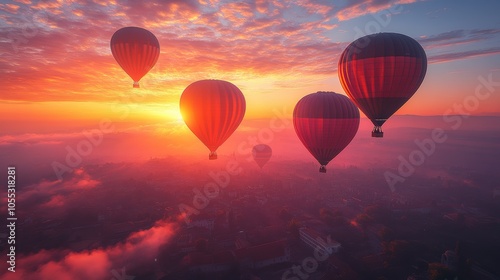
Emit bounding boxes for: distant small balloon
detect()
[180,79,246,160]
[110,26,160,88]
[293,92,359,173]
[252,144,272,169]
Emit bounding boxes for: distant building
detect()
[470,262,500,280]
[235,239,291,269]
[441,250,458,271]
[214,234,234,249]
[183,239,291,273]
[406,259,430,280]
[176,234,195,253]
[188,217,214,230]
[183,251,235,274]
[235,237,251,249]
[326,256,360,279]
[299,227,341,254]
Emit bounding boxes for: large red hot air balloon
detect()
[338,32,427,137]
[293,92,359,173]
[180,80,246,160]
[252,144,272,169]
[110,27,160,88]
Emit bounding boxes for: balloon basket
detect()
[133,81,140,88]
[209,152,217,160]
[372,126,383,137]
[319,166,327,173]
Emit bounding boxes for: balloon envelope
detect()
[338,32,427,137]
[180,80,246,160]
[252,144,272,168]
[110,27,160,88]
[293,92,359,173]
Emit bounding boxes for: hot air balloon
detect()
[338,32,427,137]
[110,27,160,88]
[293,92,359,173]
[252,144,272,169]
[180,80,246,160]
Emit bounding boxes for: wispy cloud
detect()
[419,28,500,46]
[428,46,500,64]
[418,28,500,63]
[0,0,425,103]
[10,168,100,217]
[0,1,498,104]
[332,0,421,21]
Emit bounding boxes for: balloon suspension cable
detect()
[209,151,217,160]
[319,165,327,173]
[372,126,384,138]
[133,81,140,88]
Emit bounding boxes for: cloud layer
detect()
[1,0,498,104]
[2,218,178,280]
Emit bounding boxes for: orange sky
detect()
[2,3,500,279]
[1,0,499,134]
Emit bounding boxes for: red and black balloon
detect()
[293,92,359,173]
[110,27,160,88]
[338,32,427,137]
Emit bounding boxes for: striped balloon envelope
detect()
[293,92,359,173]
[180,80,246,160]
[110,27,160,88]
[338,32,427,137]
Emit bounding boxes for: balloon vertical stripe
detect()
[110,27,160,88]
[180,80,246,159]
[293,92,359,172]
[339,32,427,137]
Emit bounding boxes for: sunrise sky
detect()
[1,0,500,167]
[1,0,500,128]
[1,2,500,278]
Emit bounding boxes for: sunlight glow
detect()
[165,107,184,124]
